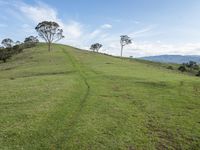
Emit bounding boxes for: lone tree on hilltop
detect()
[120,35,132,57]
[35,21,64,51]
[1,38,14,48]
[90,43,102,52]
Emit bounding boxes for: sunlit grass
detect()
[0,44,200,149]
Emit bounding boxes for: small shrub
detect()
[167,66,173,70]
[178,65,187,72]
[193,65,199,70]
[196,71,200,77]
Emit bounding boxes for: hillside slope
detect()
[1,44,200,149]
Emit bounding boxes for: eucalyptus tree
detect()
[24,36,39,44]
[120,35,132,57]
[90,43,103,53]
[1,38,14,48]
[15,41,21,45]
[35,21,64,51]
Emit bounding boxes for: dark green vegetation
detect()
[0,46,23,63]
[178,61,200,76]
[0,37,38,63]
[0,44,200,149]
[136,58,200,77]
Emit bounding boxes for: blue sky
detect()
[1,0,200,57]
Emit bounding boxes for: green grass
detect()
[0,43,200,149]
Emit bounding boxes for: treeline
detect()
[1,20,133,64]
[167,61,200,77]
[0,36,39,63]
[178,61,200,76]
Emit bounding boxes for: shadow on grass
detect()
[9,71,76,80]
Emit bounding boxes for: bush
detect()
[167,66,173,70]
[0,37,38,64]
[178,65,187,72]
[196,71,200,77]
[0,44,23,63]
[185,61,199,70]
[13,45,23,54]
[23,36,39,49]
[0,49,12,63]
[193,65,199,70]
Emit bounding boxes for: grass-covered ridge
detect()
[0,44,200,149]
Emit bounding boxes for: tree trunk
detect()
[3,59,6,63]
[121,45,123,57]
[48,42,51,52]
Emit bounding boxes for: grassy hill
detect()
[1,44,200,149]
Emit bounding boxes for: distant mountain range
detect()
[140,55,200,64]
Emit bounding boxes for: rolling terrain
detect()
[0,44,200,149]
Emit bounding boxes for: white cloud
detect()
[1,1,200,57]
[129,25,159,38]
[104,40,200,57]
[19,2,58,23]
[17,1,83,42]
[90,30,102,38]
[64,21,82,39]
[15,1,114,48]
[101,24,112,29]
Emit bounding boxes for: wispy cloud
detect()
[19,1,58,23]
[101,24,112,29]
[1,0,200,57]
[129,25,158,38]
[13,1,83,43]
[13,1,114,48]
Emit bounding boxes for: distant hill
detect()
[140,55,200,64]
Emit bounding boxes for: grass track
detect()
[52,47,91,149]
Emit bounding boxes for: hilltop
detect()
[1,44,200,149]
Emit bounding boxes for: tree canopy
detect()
[1,38,14,48]
[35,21,64,51]
[24,36,39,43]
[90,43,103,52]
[120,35,132,57]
